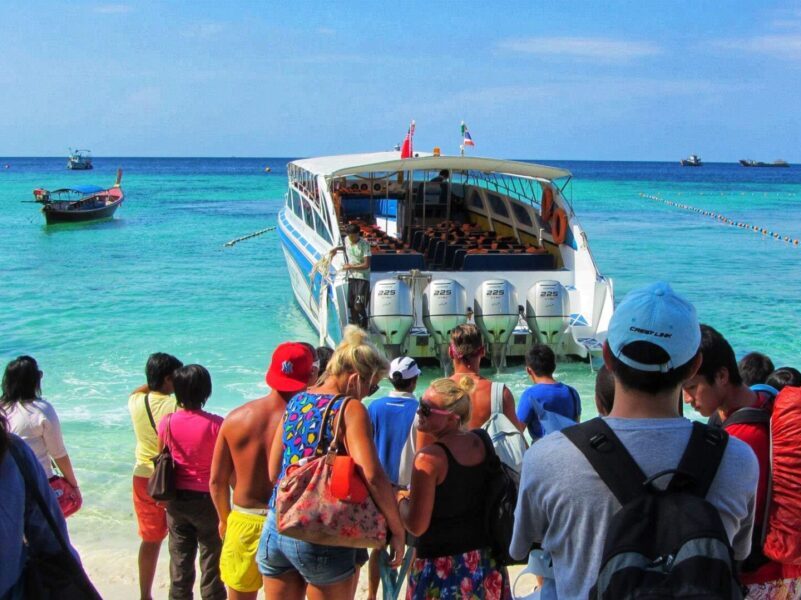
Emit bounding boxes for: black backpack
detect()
[473,428,524,566]
[563,418,744,599]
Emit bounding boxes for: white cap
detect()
[607,281,700,373]
[389,356,422,380]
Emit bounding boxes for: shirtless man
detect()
[209,343,316,600]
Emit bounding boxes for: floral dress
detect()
[407,548,510,600]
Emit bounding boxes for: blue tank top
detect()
[270,392,345,506]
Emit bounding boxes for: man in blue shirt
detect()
[366,356,421,600]
[367,356,420,485]
[517,344,581,440]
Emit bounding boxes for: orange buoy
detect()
[551,208,568,245]
[541,186,555,223]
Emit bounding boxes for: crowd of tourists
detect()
[2,280,801,599]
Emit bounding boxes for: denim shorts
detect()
[256,511,359,586]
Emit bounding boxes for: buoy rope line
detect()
[639,193,800,247]
[223,226,276,247]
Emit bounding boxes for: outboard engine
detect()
[423,279,468,373]
[369,278,414,359]
[474,279,518,370]
[526,280,570,348]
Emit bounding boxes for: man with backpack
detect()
[510,282,759,599]
[683,325,801,596]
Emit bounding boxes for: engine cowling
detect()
[423,279,468,344]
[369,278,414,358]
[474,279,519,369]
[526,280,570,346]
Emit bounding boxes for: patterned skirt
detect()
[406,548,510,600]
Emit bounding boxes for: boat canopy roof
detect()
[51,185,105,194]
[292,152,572,181]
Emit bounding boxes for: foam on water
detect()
[1,157,800,580]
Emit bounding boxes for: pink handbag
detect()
[275,397,388,548]
[49,475,82,518]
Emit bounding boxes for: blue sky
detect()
[1,1,800,160]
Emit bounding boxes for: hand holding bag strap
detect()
[8,441,102,599]
[143,392,157,432]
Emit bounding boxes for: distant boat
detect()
[67,148,93,170]
[37,169,124,224]
[680,154,703,167]
[739,159,790,168]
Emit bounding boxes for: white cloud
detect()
[181,22,226,40]
[93,4,132,14]
[710,34,801,61]
[497,36,662,62]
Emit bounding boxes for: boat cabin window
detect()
[314,213,332,243]
[511,203,533,227]
[301,198,316,230]
[487,193,509,218]
[468,189,485,210]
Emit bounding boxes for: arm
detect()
[343,400,405,566]
[503,387,526,432]
[268,423,284,485]
[131,383,149,395]
[398,447,443,537]
[209,425,234,538]
[41,403,79,489]
[52,455,80,493]
[345,255,371,271]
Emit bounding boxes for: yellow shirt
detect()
[129,391,177,478]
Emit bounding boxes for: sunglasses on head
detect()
[417,401,454,418]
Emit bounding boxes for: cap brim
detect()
[266,372,308,393]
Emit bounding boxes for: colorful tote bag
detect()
[275,396,388,548]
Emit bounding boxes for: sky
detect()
[1,1,800,161]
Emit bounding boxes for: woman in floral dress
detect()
[398,377,510,600]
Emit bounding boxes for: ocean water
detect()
[1,157,800,566]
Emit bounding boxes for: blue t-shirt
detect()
[517,382,580,439]
[367,393,418,484]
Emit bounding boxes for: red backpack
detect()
[763,386,801,564]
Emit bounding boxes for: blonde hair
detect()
[427,376,475,426]
[325,325,389,384]
[450,323,483,361]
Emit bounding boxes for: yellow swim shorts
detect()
[220,510,267,593]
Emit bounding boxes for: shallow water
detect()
[1,157,800,561]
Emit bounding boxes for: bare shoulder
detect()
[223,395,282,428]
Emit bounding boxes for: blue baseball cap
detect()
[607,282,700,373]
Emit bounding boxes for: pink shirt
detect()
[157,409,223,493]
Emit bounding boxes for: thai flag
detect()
[461,121,475,147]
[400,120,415,159]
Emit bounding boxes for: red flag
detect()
[400,120,415,159]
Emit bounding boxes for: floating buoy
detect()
[264,167,272,173]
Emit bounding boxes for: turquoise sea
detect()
[2,157,800,579]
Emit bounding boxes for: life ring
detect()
[541,187,554,223]
[551,208,568,245]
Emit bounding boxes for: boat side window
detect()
[468,189,484,210]
[301,197,316,229]
[291,189,303,219]
[511,203,533,227]
[314,210,332,243]
[487,193,509,218]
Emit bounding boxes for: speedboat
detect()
[680,154,702,167]
[36,169,123,224]
[67,149,93,170]
[278,151,613,369]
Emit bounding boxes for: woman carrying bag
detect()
[398,377,511,600]
[1,356,82,518]
[257,326,405,600]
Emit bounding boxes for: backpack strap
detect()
[671,421,728,498]
[722,407,770,427]
[490,382,504,415]
[562,418,647,506]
